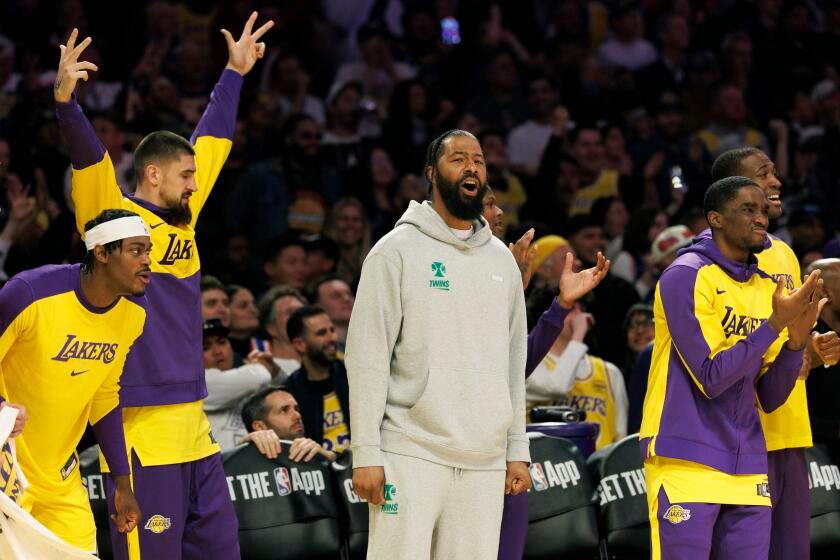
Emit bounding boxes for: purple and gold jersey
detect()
[57,70,242,466]
[640,237,803,476]
[756,235,812,451]
[0,265,144,493]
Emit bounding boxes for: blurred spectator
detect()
[526,306,628,450]
[202,319,280,451]
[507,75,560,177]
[259,51,325,125]
[200,275,230,327]
[480,129,526,228]
[590,196,629,260]
[565,214,640,365]
[239,387,337,462]
[323,197,372,285]
[529,235,574,291]
[636,13,690,97]
[256,286,308,378]
[263,236,308,291]
[332,22,416,111]
[567,124,637,216]
[284,305,351,455]
[621,303,654,382]
[696,83,769,159]
[469,50,528,132]
[805,258,840,460]
[228,114,341,243]
[611,208,669,298]
[0,34,20,120]
[650,224,694,273]
[313,275,355,351]
[226,285,259,358]
[382,79,435,174]
[322,80,368,178]
[303,236,340,288]
[598,2,657,72]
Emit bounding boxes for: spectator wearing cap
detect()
[322,80,370,179]
[566,214,640,365]
[202,319,282,451]
[597,1,657,71]
[651,224,694,273]
[332,22,417,113]
[314,275,355,352]
[256,286,308,377]
[622,303,654,381]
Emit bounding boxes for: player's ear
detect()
[425,164,434,185]
[93,244,109,266]
[707,210,722,229]
[252,420,267,432]
[144,163,161,187]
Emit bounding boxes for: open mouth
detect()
[460,177,479,195]
[767,193,781,205]
[137,271,151,284]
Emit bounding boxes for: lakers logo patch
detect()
[144,514,172,534]
[663,505,691,524]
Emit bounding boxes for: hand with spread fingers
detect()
[769,270,829,350]
[222,11,275,77]
[54,28,99,103]
[557,251,610,308]
[508,228,537,290]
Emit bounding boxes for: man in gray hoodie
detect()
[346,129,530,558]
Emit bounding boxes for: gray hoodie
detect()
[345,201,529,471]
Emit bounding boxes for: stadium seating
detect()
[807,444,840,558]
[331,450,368,559]
[523,433,600,559]
[587,434,650,559]
[79,446,113,560]
[221,444,342,559]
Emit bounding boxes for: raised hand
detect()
[508,228,536,290]
[768,270,826,347]
[54,28,98,103]
[557,251,610,308]
[222,11,274,77]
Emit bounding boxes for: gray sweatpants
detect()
[367,451,506,560]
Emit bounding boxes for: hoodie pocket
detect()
[406,367,513,453]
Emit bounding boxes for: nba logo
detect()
[274,467,292,496]
[529,463,549,492]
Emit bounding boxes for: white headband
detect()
[84,216,151,251]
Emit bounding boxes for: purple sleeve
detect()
[660,265,779,399]
[190,69,243,143]
[0,278,34,333]
[756,346,803,413]
[525,299,569,378]
[55,97,106,169]
[91,407,130,476]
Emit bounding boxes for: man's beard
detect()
[167,200,192,226]
[308,345,335,367]
[436,172,487,222]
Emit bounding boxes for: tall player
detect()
[0,209,148,552]
[710,147,840,559]
[640,176,825,559]
[54,14,273,559]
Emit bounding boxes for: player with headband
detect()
[0,208,150,552]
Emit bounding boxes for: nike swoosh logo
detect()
[150,222,165,229]
[716,289,726,294]
[69,370,89,377]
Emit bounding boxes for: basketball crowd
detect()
[1,0,840,556]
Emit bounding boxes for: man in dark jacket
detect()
[284,305,350,454]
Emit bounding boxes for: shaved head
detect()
[807,258,840,315]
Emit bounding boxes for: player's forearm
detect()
[756,346,804,413]
[190,69,243,144]
[92,406,130,476]
[692,323,779,398]
[525,300,569,378]
[55,97,105,169]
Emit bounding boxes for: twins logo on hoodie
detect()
[429,262,450,291]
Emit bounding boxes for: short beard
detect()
[436,171,487,222]
[308,347,334,367]
[167,201,192,226]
